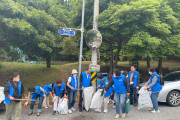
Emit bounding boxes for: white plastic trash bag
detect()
[90,89,103,109]
[138,87,153,110]
[83,87,94,111]
[57,98,68,114]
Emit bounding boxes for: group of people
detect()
[3,65,162,120]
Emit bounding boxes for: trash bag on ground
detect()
[138,87,153,110]
[90,89,103,109]
[83,87,94,111]
[57,98,68,114]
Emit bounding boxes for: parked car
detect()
[0,86,5,110]
[140,71,180,107]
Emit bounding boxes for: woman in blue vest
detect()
[52,80,67,115]
[42,84,54,108]
[144,67,162,113]
[67,69,78,114]
[128,65,140,106]
[25,86,46,116]
[79,67,92,112]
[95,74,112,113]
[4,73,27,120]
[105,69,130,119]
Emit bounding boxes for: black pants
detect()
[78,90,83,109]
[110,91,115,100]
[130,85,137,104]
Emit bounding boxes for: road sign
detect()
[58,30,75,36]
[89,64,100,72]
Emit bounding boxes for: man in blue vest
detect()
[4,73,27,120]
[79,67,92,112]
[67,69,78,114]
[52,80,67,115]
[42,84,54,108]
[144,67,162,113]
[95,74,112,113]
[128,65,140,106]
[25,86,46,116]
[105,68,130,119]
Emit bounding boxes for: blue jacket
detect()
[128,70,139,87]
[54,82,66,96]
[5,81,22,104]
[69,75,78,92]
[32,86,44,100]
[100,79,112,97]
[79,71,91,88]
[113,74,127,94]
[43,84,53,96]
[150,72,162,92]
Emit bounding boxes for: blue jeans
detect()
[115,93,126,115]
[68,91,76,109]
[151,92,159,111]
[30,95,44,112]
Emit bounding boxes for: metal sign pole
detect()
[78,0,85,87]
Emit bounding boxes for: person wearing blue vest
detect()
[144,67,162,113]
[4,73,27,120]
[67,69,78,114]
[79,67,92,112]
[105,68,130,119]
[128,65,140,106]
[95,74,112,113]
[42,84,54,108]
[25,86,46,116]
[52,80,67,115]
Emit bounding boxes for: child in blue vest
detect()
[25,86,46,116]
[79,67,92,112]
[128,65,140,106]
[105,69,130,119]
[144,67,162,113]
[95,74,112,113]
[4,73,27,120]
[42,84,54,108]
[67,69,78,114]
[52,80,67,115]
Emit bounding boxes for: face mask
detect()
[73,75,77,77]
[149,72,152,75]
[113,74,116,77]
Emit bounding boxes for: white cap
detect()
[72,69,78,74]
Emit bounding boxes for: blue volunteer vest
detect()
[69,75,78,92]
[5,81,22,104]
[43,84,53,96]
[128,70,139,87]
[112,74,127,94]
[79,71,91,88]
[54,82,66,96]
[100,79,112,97]
[32,86,44,100]
[150,72,162,92]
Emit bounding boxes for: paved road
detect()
[0,102,180,120]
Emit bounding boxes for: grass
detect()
[0,60,180,93]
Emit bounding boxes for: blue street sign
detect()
[58,30,75,36]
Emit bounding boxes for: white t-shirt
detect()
[68,76,77,89]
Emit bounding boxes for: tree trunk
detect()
[147,56,150,68]
[109,43,114,76]
[158,58,163,75]
[46,57,51,68]
[113,42,121,70]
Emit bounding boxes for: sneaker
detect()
[95,109,101,113]
[53,111,56,115]
[68,109,72,114]
[122,113,126,118]
[156,110,160,113]
[104,109,108,113]
[115,114,120,119]
[79,108,82,112]
[71,107,76,111]
[151,110,160,113]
